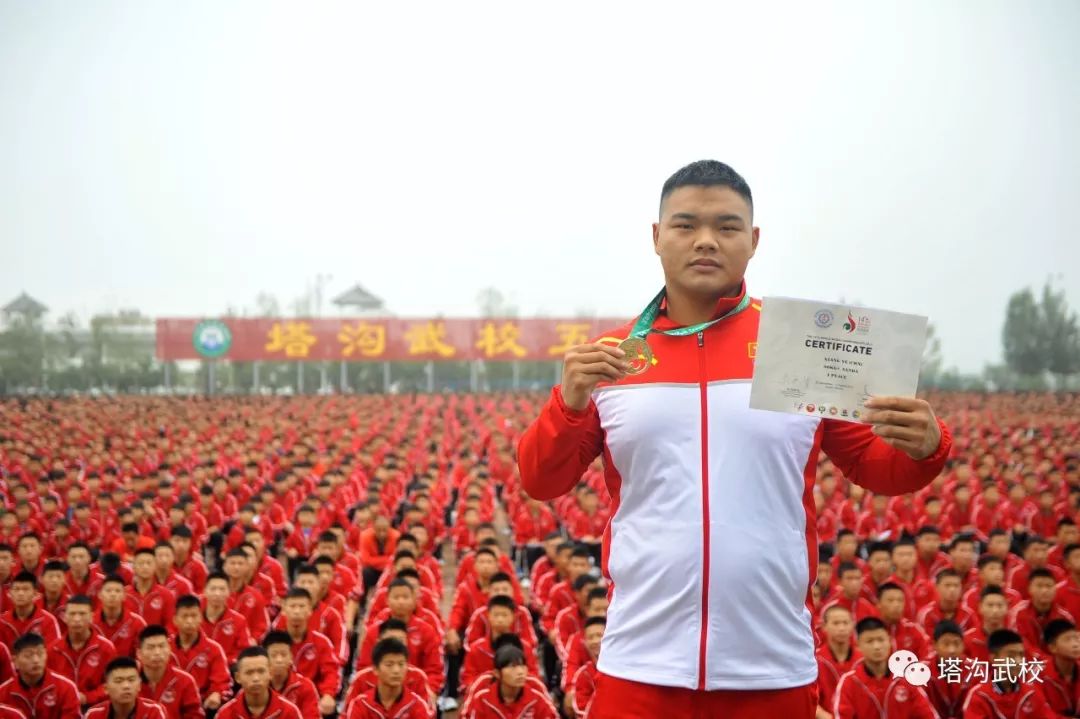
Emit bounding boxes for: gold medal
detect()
[618,337,653,375]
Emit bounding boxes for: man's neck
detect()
[871,571,890,583]
[69,629,91,649]
[940,599,958,613]
[144,665,167,684]
[983,619,1004,633]
[110,701,135,719]
[287,625,306,642]
[244,689,270,714]
[228,578,245,592]
[864,660,888,679]
[205,603,225,621]
[134,577,153,593]
[178,631,198,649]
[828,639,852,661]
[102,606,123,623]
[895,568,915,583]
[1054,655,1076,681]
[377,682,403,709]
[1032,601,1052,616]
[155,571,170,583]
[14,604,33,620]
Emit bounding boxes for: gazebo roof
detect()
[2,292,48,316]
[332,284,384,310]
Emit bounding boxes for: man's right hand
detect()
[560,343,629,411]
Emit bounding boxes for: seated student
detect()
[358,579,444,693]
[876,582,930,660]
[834,617,937,719]
[915,568,972,637]
[371,568,442,627]
[170,594,230,713]
[222,548,269,640]
[263,631,321,719]
[448,548,504,653]
[94,576,148,660]
[126,549,176,630]
[1008,567,1075,652]
[964,585,1012,663]
[47,594,117,709]
[553,577,601,662]
[465,572,537,652]
[962,555,1022,613]
[280,587,341,716]
[0,571,62,649]
[344,638,431,719]
[345,619,433,708]
[279,564,347,663]
[136,625,204,719]
[820,563,880,629]
[38,560,71,627]
[84,657,168,719]
[0,641,11,684]
[540,546,591,641]
[816,605,859,718]
[462,599,540,689]
[1041,619,1080,717]
[884,538,935,622]
[461,644,558,719]
[962,629,1058,718]
[924,620,970,719]
[566,616,604,719]
[216,647,303,719]
[200,571,253,664]
[0,632,81,718]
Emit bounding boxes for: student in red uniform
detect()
[833,617,937,718]
[280,587,340,715]
[216,647,303,719]
[566,617,604,719]
[915,568,972,637]
[1041,619,1080,717]
[816,605,859,717]
[0,571,62,649]
[136,625,204,719]
[95,576,148,659]
[200,572,253,664]
[38,560,71,627]
[345,619,433,709]
[461,599,539,689]
[885,539,935,622]
[947,535,979,590]
[127,549,176,630]
[359,516,400,593]
[964,586,1011,663]
[962,555,1021,613]
[462,644,558,719]
[923,620,969,719]
[344,638,432,719]
[464,573,537,652]
[876,583,930,659]
[1008,567,1076,652]
[84,657,168,719]
[359,579,444,693]
[222,548,270,641]
[263,631,321,719]
[962,629,1058,718]
[171,595,230,712]
[1057,543,1080,620]
[820,563,880,631]
[553,578,601,661]
[0,631,81,717]
[65,542,104,600]
[46,594,116,708]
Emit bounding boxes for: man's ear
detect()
[652,223,660,255]
[750,226,760,257]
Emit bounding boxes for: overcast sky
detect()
[2,1,1077,372]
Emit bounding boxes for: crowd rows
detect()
[0,391,1076,719]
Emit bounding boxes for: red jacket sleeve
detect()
[417,628,445,693]
[518,387,605,501]
[316,637,342,697]
[182,674,207,719]
[821,417,952,496]
[208,643,232,697]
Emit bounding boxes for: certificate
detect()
[748,297,927,423]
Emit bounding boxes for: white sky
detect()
[2,0,1077,372]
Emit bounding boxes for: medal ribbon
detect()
[628,288,752,340]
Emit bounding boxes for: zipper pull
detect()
[697,331,704,347]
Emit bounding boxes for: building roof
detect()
[332,284,384,310]
[2,292,48,316]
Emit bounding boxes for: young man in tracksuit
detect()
[518,160,950,718]
[962,629,1058,718]
[833,617,937,718]
[84,657,168,719]
[0,631,82,718]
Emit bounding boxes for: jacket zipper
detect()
[697,330,710,690]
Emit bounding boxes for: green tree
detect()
[1002,288,1046,376]
[1040,281,1080,388]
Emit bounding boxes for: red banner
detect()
[156,317,629,362]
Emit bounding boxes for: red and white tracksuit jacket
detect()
[85,698,168,719]
[46,632,118,707]
[216,689,303,719]
[518,285,952,691]
[0,670,82,718]
[834,660,937,718]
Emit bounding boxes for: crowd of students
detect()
[0,390,1076,718]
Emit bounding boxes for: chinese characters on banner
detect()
[158,317,627,362]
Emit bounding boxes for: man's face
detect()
[14,644,46,684]
[498,663,528,689]
[236,656,271,694]
[951,543,975,571]
[294,574,321,600]
[169,535,191,559]
[934,634,965,660]
[840,570,863,599]
[374,519,390,541]
[154,548,175,574]
[980,561,1005,587]
[382,629,408,646]
[388,587,415,617]
[586,597,609,618]
[555,549,572,572]
[584,624,604,660]
[138,636,171,669]
[133,554,155,580]
[0,551,11,577]
[105,667,141,705]
[1029,578,1056,608]
[175,607,201,636]
[316,564,334,591]
[916,533,941,556]
[878,590,905,622]
[267,644,293,677]
[858,628,892,664]
[316,541,338,560]
[224,557,246,580]
[17,538,41,567]
[988,535,1010,557]
[99,582,124,609]
[205,579,229,605]
[893,547,916,572]
[283,598,312,626]
[652,185,758,299]
[375,653,407,689]
[1068,550,1080,575]
[65,602,93,633]
[488,606,514,636]
[937,577,962,604]
[42,570,65,594]
[980,595,1008,625]
[568,557,590,581]
[1050,630,1080,661]
[824,608,854,644]
[868,552,891,576]
[67,547,90,574]
[489,581,514,599]
[10,581,34,609]
[475,555,497,581]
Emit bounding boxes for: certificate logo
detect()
[806,404,815,413]
[814,309,834,329]
[843,311,872,335]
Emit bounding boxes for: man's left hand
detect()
[861,396,941,461]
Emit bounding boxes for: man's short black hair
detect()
[980,585,1005,601]
[1063,543,1080,561]
[877,582,904,599]
[493,643,526,670]
[987,628,1024,654]
[916,525,941,537]
[1028,568,1056,584]
[11,571,37,587]
[175,595,201,612]
[206,571,228,585]
[171,525,193,539]
[489,572,513,586]
[236,646,269,666]
[379,618,408,636]
[284,588,312,603]
[395,568,420,582]
[104,656,140,677]
[584,616,607,630]
[867,541,893,557]
[573,575,599,592]
[387,578,413,594]
[372,637,408,667]
[42,560,66,574]
[139,625,169,644]
[933,620,964,641]
[67,594,93,607]
[487,595,516,613]
[836,562,861,578]
[1044,619,1076,647]
[978,554,1004,570]
[659,160,753,219]
[13,632,45,653]
[586,586,608,603]
[855,617,888,636]
[570,546,591,561]
[262,630,292,648]
[935,568,960,583]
